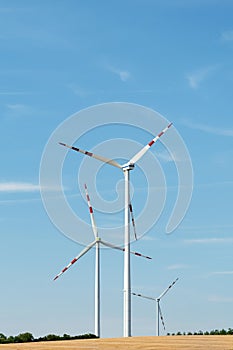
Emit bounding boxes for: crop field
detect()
[0,336,232,350]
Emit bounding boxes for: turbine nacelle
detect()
[122,163,135,171]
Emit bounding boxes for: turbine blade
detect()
[84,183,98,238]
[53,241,96,281]
[132,292,156,301]
[158,303,166,330]
[158,277,179,300]
[59,142,122,169]
[129,203,137,240]
[130,249,152,260]
[128,123,173,165]
[101,240,152,260]
[100,240,123,252]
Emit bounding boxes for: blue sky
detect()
[1,0,233,338]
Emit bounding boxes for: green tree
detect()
[7,336,15,343]
[14,333,34,343]
[44,334,61,341]
[62,334,71,340]
[0,333,7,343]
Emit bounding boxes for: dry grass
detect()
[0,336,232,350]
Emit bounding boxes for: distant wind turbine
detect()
[59,122,172,336]
[132,277,178,336]
[54,184,151,338]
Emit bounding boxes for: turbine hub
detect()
[122,163,134,171]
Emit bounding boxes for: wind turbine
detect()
[132,277,179,336]
[59,122,172,336]
[54,183,151,338]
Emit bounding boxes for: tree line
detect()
[167,328,233,336]
[0,332,97,344]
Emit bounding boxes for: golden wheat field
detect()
[0,336,232,350]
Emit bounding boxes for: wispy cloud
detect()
[186,66,217,89]
[156,150,174,163]
[167,264,189,270]
[182,119,233,137]
[208,295,233,303]
[221,29,233,42]
[107,65,131,82]
[0,7,30,13]
[7,104,29,110]
[141,236,157,241]
[0,7,17,13]
[0,182,40,192]
[184,238,233,244]
[0,91,29,95]
[211,271,233,276]
[195,181,233,189]
[5,103,34,119]
[0,182,61,193]
[69,85,89,98]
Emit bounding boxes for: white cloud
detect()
[184,238,233,244]
[182,119,233,137]
[167,264,188,270]
[140,235,161,242]
[208,295,233,303]
[156,150,174,163]
[5,103,34,119]
[0,182,40,192]
[0,91,28,95]
[221,29,233,42]
[211,271,233,275]
[0,7,15,13]
[196,181,233,189]
[107,66,131,82]
[119,71,130,82]
[0,182,62,193]
[67,84,90,98]
[7,103,28,110]
[186,66,216,89]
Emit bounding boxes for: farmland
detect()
[0,336,232,350]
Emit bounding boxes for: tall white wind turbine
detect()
[132,277,179,336]
[59,122,172,336]
[54,184,151,338]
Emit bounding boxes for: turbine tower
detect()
[54,184,151,337]
[132,277,179,336]
[59,122,172,336]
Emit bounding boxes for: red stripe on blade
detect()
[85,151,93,157]
[62,267,68,273]
[158,131,164,137]
[148,140,155,147]
[71,258,77,264]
